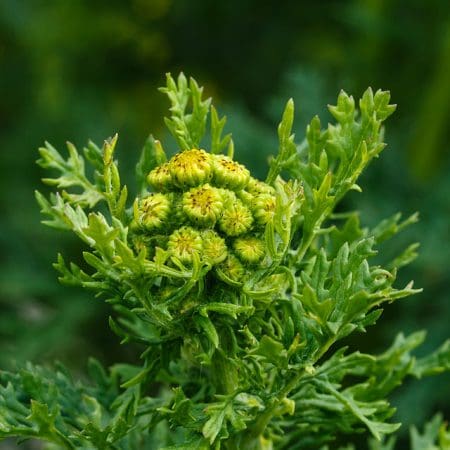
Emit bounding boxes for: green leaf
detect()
[83,212,119,259]
[35,191,71,230]
[370,212,419,245]
[200,303,254,319]
[136,135,167,194]
[161,437,210,450]
[266,98,296,184]
[328,90,355,124]
[251,335,287,367]
[203,399,247,444]
[412,339,450,378]
[314,379,400,441]
[37,141,104,207]
[210,105,232,155]
[368,436,397,450]
[410,414,443,450]
[195,315,220,348]
[160,73,211,150]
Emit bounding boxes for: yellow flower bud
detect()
[147,163,173,192]
[252,194,276,226]
[182,184,223,226]
[201,230,228,265]
[217,254,245,282]
[167,226,203,264]
[219,199,253,236]
[169,149,213,188]
[233,236,266,264]
[134,193,171,231]
[212,154,250,190]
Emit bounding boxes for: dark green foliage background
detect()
[0,0,448,445]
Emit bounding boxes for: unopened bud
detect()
[246,177,275,196]
[219,199,253,236]
[169,149,213,188]
[213,154,250,190]
[167,226,203,264]
[252,194,276,226]
[182,184,223,226]
[233,236,265,264]
[202,230,228,265]
[217,254,245,282]
[147,163,173,192]
[134,193,171,231]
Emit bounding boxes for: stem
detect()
[294,208,329,265]
[211,351,238,395]
[243,337,336,444]
[53,430,77,450]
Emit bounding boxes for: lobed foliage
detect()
[1,74,449,449]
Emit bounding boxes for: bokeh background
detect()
[0,0,449,447]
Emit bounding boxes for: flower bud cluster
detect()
[132,148,277,284]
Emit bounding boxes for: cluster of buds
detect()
[130,148,277,285]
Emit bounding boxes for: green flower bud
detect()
[252,194,276,226]
[167,226,203,264]
[169,149,213,188]
[212,154,250,190]
[201,230,228,265]
[217,187,238,206]
[219,199,253,236]
[134,193,171,231]
[246,177,275,196]
[236,189,254,206]
[130,233,152,254]
[182,184,223,226]
[147,163,173,192]
[233,236,266,264]
[217,254,245,282]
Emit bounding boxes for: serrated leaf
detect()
[410,414,443,450]
[200,303,254,319]
[136,135,167,193]
[267,98,297,184]
[252,335,287,367]
[161,437,210,450]
[412,340,450,378]
[195,315,219,348]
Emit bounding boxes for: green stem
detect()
[211,351,238,395]
[243,336,336,444]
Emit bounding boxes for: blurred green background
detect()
[0,0,449,446]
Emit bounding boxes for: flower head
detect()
[141,148,276,280]
[233,236,266,264]
[133,193,171,231]
[169,148,213,188]
[201,230,228,265]
[246,177,275,196]
[182,184,223,226]
[212,154,250,190]
[219,199,253,236]
[217,254,245,283]
[252,194,277,226]
[147,163,173,192]
[167,226,203,264]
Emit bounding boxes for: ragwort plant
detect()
[1,74,449,449]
